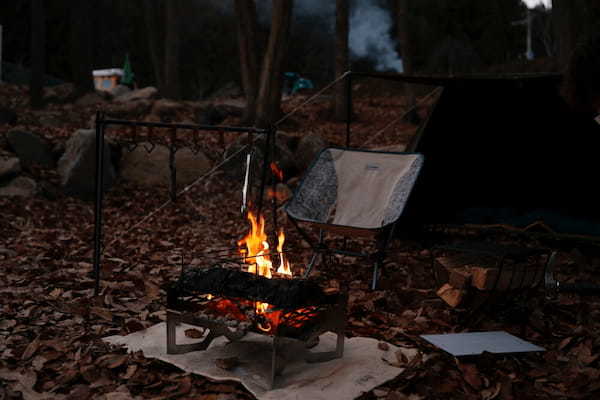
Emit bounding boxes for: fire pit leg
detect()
[270,336,287,389]
[166,310,245,355]
[305,331,345,363]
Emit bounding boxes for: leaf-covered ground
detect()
[2,83,600,399]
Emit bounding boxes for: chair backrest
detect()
[286,148,424,230]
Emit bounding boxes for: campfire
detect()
[235,210,299,333]
[166,208,346,388]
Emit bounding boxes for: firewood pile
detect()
[433,244,548,308]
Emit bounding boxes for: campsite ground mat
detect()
[104,322,408,400]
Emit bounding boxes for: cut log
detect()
[471,264,543,291]
[436,284,466,308]
[448,267,472,289]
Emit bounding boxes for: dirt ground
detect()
[2,83,600,400]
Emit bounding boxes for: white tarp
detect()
[105,323,408,400]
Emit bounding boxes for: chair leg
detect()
[302,229,324,279]
[372,258,382,290]
[303,251,320,278]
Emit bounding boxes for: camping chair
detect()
[285,147,424,289]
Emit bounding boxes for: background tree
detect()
[29,0,44,108]
[234,0,260,124]
[143,0,165,93]
[69,0,94,96]
[164,0,182,99]
[334,0,349,121]
[255,0,294,128]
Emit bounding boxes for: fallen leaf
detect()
[185,328,205,339]
[378,341,390,351]
[21,336,41,360]
[458,362,483,390]
[215,357,240,370]
[0,319,16,330]
[90,306,113,322]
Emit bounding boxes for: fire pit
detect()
[166,211,347,389]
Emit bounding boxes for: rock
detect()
[31,110,64,127]
[120,144,212,188]
[99,100,153,122]
[57,129,116,199]
[210,82,242,99]
[295,132,327,171]
[151,99,185,120]
[109,84,131,98]
[0,108,18,125]
[223,134,296,181]
[43,83,76,103]
[115,86,158,103]
[75,92,107,107]
[266,183,293,203]
[0,176,37,197]
[6,130,55,167]
[0,157,21,182]
[195,104,243,126]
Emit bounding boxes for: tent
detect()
[350,72,600,237]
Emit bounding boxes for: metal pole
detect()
[256,127,271,218]
[93,111,106,296]
[169,127,177,202]
[346,72,352,147]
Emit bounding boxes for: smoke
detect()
[349,0,404,73]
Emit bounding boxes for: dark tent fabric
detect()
[351,72,600,237]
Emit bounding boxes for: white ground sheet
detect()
[104,323,406,400]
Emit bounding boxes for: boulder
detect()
[151,99,186,120]
[6,130,55,167]
[99,100,153,122]
[195,104,243,126]
[0,108,18,125]
[209,82,242,99]
[223,133,296,181]
[115,86,158,103]
[0,157,21,182]
[265,183,293,203]
[0,177,37,197]
[75,92,107,107]
[295,132,327,171]
[31,110,64,127]
[43,83,76,103]
[57,129,116,199]
[109,84,132,98]
[120,144,212,188]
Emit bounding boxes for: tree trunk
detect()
[553,0,576,72]
[234,0,260,125]
[30,0,45,109]
[69,0,94,96]
[143,1,165,91]
[164,0,181,99]
[255,0,294,128]
[334,0,350,121]
[397,0,419,123]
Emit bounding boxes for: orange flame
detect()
[237,210,293,333]
[270,162,284,181]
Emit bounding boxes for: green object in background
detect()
[121,54,135,86]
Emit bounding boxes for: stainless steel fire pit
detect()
[166,264,347,389]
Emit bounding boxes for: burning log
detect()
[172,266,339,310]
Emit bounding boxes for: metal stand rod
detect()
[93,112,106,296]
[346,72,352,147]
[169,127,178,202]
